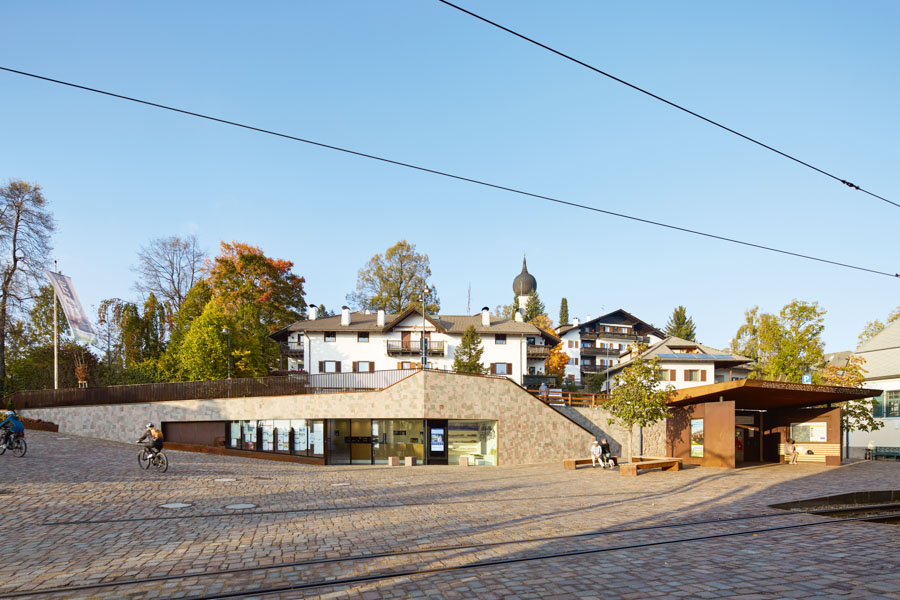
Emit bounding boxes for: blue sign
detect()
[802,373,812,384]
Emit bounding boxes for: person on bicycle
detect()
[0,410,24,445]
[137,423,164,456]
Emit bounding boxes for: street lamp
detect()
[421,287,430,369]
[222,327,232,379]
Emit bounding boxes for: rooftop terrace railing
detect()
[9,369,420,410]
[529,390,611,408]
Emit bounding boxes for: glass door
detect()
[328,419,351,464]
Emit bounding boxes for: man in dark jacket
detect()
[137,423,164,455]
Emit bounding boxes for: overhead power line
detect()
[436,0,898,210]
[1,65,897,279]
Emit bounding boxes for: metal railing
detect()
[385,340,445,356]
[580,346,621,357]
[8,369,420,410]
[529,390,611,408]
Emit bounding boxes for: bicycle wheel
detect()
[0,440,6,455]
[154,452,168,473]
[11,438,26,458]
[138,448,151,470]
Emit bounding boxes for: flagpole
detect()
[53,259,58,390]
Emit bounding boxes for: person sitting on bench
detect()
[599,438,615,468]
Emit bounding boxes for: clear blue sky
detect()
[2,1,898,352]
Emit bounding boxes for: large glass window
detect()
[291,419,309,455]
[872,394,885,419]
[372,419,425,464]
[448,420,497,466]
[274,420,291,453]
[887,391,900,418]
[350,419,373,464]
[228,422,241,448]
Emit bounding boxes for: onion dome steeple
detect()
[512,256,537,297]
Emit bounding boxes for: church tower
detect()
[512,256,536,320]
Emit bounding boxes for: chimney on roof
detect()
[573,317,580,327]
[341,306,351,326]
[308,305,318,320]
[376,309,385,327]
[514,311,523,322]
[365,309,371,314]
[481,306,490,327]
[585,314,591,322]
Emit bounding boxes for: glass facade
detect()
[372,419,425,464]
[226,419,324,458]
[448,420,498,466]
[224,418,497,465]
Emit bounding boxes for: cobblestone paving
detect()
[2,431,899,599]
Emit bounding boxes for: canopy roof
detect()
[669,379,880,410]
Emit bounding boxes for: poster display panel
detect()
[690,418,704,457]
[790,422,827,443]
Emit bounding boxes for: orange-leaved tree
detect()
[545,343,568,383]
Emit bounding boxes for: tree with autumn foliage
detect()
[545,343,568,383]
[177,242,307,377]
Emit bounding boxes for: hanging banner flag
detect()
[45,271,97,345]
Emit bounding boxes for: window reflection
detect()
[448,420,497,466]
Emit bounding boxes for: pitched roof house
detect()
[270,305,559,385]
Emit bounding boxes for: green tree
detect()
[584,371,606,394]
[524,290,545,324]
[559,298,569,327]
[452,325,486,374]
[767,300,825,382]
[0,180,55,394]
[156,280,212,381]
[347,240,439,314]
[177,299,238,380]
[664,305,697,341]
[731,302,824,382]
[605,350,674,461]
[857,307,900,348]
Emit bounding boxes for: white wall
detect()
[657,361,716,389]
[302,316,529,384]
[846,377,900,457]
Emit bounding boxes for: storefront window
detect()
[260,421,275,452]
[372,419,425,464]
[448,420,497,466]
[228,422,241,448]
[310,420,325,456]
[274,420,291,453]
[241,420,258,450]
[292,419,309,456]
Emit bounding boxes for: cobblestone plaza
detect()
[2,431,900,599]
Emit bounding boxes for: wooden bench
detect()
[872,446,900,461]
[563,456,619,470]
[778,443,839,464]
[619,456,682,476]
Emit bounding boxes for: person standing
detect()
[539,382,549,402]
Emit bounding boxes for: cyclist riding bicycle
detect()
[137,423,164,456]
[0,410,25,446]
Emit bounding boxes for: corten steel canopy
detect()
[669,379,880,410]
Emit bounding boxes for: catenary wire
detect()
[436,0,899,209]
[1,65,897,279]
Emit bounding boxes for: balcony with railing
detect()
[526,345,551,359]
[278,341,304,358]
[581,364,615,373]
[580,346,621,357]
[579,332,648,343]
[385,340,446,356]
